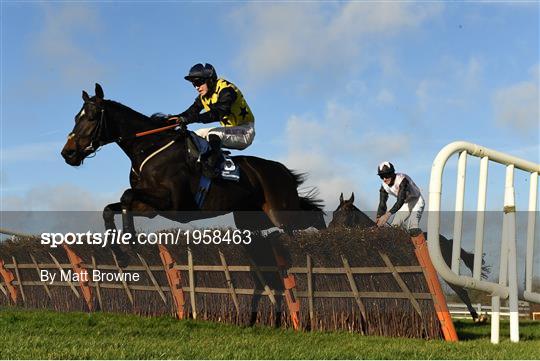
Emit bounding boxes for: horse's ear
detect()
[339,193,344,204]
[95,83,104,99]
[349,192,355,203]
[82,90,90,102]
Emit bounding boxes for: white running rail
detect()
[428,141,539,344]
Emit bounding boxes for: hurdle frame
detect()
[427,140,539,344]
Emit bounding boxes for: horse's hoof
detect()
[475,314,489,324]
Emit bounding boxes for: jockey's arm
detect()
[176,97,204,123]
[376,186,388,218]
[388,178,410,214]
[197,88,237,124]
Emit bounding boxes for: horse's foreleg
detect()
[103,202,130,267]
[103,202,122,229]
[119,189,167,230]
[120,188,171,232]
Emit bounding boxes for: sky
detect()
[1,2,538,214]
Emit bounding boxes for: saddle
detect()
[185,131,240,182]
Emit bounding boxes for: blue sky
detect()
[1,1,538,215]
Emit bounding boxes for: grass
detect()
[0,308,539,359]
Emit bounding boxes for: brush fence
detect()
[0,229,444,339]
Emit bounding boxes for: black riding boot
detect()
[201,134,223,178]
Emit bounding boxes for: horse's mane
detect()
[149,112,170,123]
[105,99,168,128]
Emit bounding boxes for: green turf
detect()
[0,308,539,359]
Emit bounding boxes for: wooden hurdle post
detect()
[63,245,93,311]
[271,246,301,330]
[0,258,18,303]
[158,244,185,319]
[411,233,458,341]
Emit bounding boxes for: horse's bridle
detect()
[68,104,185,159]
[86,107,108,153]
[68,103,109,157]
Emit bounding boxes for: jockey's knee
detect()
[207,133,222,146]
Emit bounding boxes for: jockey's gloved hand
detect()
[167,115,190,125]
[169,114,191,125]
[176,116,190,125]
[166,114,178,123]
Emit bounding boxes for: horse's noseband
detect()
[85,108,107,153]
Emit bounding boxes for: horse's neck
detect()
[105,100,180,169]
[105,100,158,135]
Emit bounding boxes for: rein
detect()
[92,108,183,145]
[79,102,186,160]
[128,123,180,139]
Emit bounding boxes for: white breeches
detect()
[195,122,255,150]
[390,196,425,230]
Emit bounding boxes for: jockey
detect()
[169,63,255,178]
[375,161,425,236]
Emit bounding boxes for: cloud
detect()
[278,101,410,209]
[1,184,119,211]
[283,151,358,208]
[26,4,106,90]
[0,141,64,164]
[231,2,443,83]
[1,184,123,236]
[414,56,484,114]
[493,64,540,133]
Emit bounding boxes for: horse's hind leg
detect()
[262,205,296,235]
[448,282,479,321]
[233,211,274,232]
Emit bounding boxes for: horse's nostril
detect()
[62,149,76,159]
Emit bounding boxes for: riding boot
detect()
[201,134,223,179]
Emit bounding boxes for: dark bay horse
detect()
[329,192,488,323]
[61,84,325,242]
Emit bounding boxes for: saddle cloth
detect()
[187,131,240,182]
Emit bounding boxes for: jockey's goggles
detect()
[379,173,394,180]
[191,78,206,87]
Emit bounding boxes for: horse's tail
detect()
[289,170,325,212]
[286,169,326,229]
[299,188,325,212]
[460,248,490,279]
[289,169,308,188]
